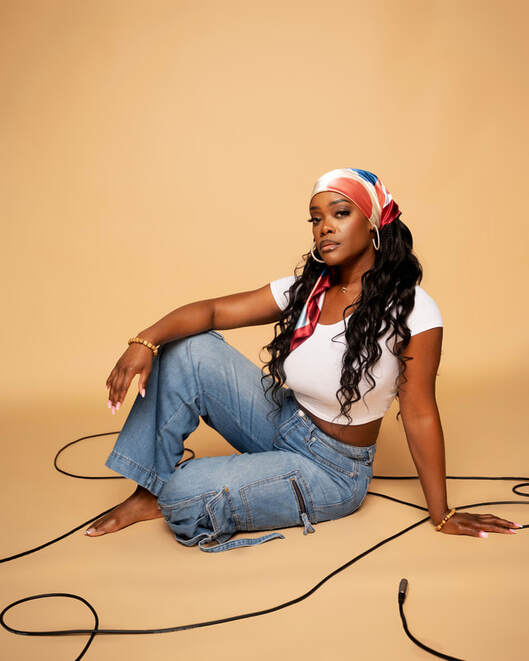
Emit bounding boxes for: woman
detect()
[85,168,520,550]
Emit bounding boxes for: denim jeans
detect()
[105,330,376,553]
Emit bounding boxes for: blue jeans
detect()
[105,330,376,553]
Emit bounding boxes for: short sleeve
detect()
[406,286,443,337]
[269,275,297,311]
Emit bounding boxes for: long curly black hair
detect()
[259,216,423,425]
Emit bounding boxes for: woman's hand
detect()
[439,512,523,537]
[106,344,154,413]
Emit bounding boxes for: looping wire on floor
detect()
[1,430,527,661]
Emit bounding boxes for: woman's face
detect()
[308,191,374,264]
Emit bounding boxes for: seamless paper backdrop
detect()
[2,0,528,403]
[1,1,528,660]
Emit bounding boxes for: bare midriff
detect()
[294,395,382,447]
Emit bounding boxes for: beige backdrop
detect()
[2,1,528,659]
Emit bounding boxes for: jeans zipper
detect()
[291,478,315,535]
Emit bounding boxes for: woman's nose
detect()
[320,219,336,234]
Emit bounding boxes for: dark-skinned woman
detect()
[86,167,521,549]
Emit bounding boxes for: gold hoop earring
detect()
[310,240,326,263]
[371,224,380,251]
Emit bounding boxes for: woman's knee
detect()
[158,463,192,504]
[158,330,224,377]
[157,456,224,506]
[161,330,224,363]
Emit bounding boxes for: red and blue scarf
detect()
[289,168,401,353]
[289,267,332,352]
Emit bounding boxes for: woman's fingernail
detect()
[479,531,488,538]
[116,402,120,410]
[85,528,95,535]
[509,529,517,534]
[141,388,146,398]
[106,384,110,390]
[515,523,523,528]
[107,400,111,408]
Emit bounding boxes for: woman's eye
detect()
[306,210,349,224]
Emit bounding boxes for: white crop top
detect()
[269,275,443,425]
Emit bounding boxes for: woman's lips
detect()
[320,242,340,252]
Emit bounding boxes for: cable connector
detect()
[398,578,408,605]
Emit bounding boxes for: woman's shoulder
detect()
[270,273,297,288]
[413,284,441,309]
[406,285,443,337]
[269,274,298,311]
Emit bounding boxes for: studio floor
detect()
[1,373,527,660]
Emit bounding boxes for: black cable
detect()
[52,431,196,480]
[398,578,462,661]
[1,431,526,660]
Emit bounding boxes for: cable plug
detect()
[398,578,408,605]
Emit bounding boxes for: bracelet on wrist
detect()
[433,508,456,531]
[128,336,161,356]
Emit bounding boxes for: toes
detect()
[85,517,116,536]
[84,527,99,536]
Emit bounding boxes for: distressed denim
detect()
[105,330,376,553]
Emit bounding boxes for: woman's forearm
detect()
[137,300,215,347]
[402,413,450,524]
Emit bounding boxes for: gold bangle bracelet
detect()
[128,336,161,356]
[434,508,456,531]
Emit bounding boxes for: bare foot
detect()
[84,485,164,536]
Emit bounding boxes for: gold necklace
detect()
[337,286,361,307]
[339,284,358,294]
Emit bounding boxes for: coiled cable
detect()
[1,430,526,660]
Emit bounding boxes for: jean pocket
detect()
[240,470,314,532]
[158,487,237,547]
[206,487,238,541]
[306,435,360,477]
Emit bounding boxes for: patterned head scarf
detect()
[289,168,401,352]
